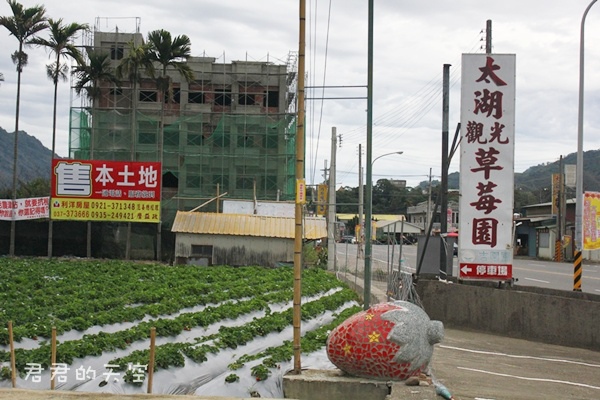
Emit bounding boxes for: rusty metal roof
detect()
[171,211,327,239]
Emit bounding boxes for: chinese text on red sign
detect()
[459,54,516,280]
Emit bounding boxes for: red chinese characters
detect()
[51,159,161,200]
[459,54,515,280]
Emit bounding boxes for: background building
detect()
[406,200,459,233]
[69,21,299,233]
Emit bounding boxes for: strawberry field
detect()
[0,258,360,397]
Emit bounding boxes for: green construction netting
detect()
[69,108,298,212]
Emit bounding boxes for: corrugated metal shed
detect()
[171,211,326,239]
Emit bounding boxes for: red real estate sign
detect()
[50,159,161,223]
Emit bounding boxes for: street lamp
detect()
[575,0,597,291]
[364,151,403,309]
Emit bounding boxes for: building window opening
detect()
[110,45,124,60]
[189,92,205,104]
[166,88,181,104]
[263,91,279,107]
[191,244,213,257]
[238,93,256,105]
[214,89,232,106]
[186,175,202,188]
[236,176,254,190]
[139,90,157,102]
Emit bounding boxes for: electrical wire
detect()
[335,31,485,186]
[307,0,333,185]
[310,0,332,185]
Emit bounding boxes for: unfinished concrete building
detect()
[69,19,298,233]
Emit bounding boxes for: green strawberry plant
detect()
[0,258,359,383]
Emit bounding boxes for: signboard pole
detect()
[440,64,450,279]
[574,0,597,291]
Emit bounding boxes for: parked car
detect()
[340,235,357,244]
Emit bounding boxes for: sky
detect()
[1,0,600,189]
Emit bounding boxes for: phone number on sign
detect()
[57,210,90,218]
[90,202,142,211]
[90,211,138,220]
[53,210,155,221]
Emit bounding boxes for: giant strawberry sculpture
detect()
[326,300,444,380]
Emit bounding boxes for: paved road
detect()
[432,328,600,400]
[335,243,600,294]
[513,258,600,293]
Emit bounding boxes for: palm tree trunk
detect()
[9,44,24,257]
[126,79,139,260]
[87,82,97,259]
[48,56,59,258]
[157,88,164,262]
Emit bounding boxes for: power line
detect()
[310,0,333,184]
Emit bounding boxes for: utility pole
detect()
[561,158,567,261]
[364,0,374,310]
[557,156,564,262]
[358,144,364,257]
[426,168,432,231]
[440,64,450,279]
[293,0,307,373]
[486,20,492,53]
[574,0,597,291]
[328,128,337,271]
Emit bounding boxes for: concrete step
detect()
[283,369,436,400]
[387,382,438,400]
[0,389,292,400]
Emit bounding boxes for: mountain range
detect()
[0,127,55,191]
[446,150,600,194]
[2,126,600,195]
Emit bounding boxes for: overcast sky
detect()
[1,0,600,189]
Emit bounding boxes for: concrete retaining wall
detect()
[283,370,391,400]
[415,279,600,350]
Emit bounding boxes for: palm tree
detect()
[72,49,120,258]
[73,49,120,105]
[0,0,47,256]
[30,18,88,258]
[146,29,194,261]
[116,39,154,260]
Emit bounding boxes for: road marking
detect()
[515,266,600,281]
[457,367,600,390]
[528,262,547,266]
[523,277,550,284]
[595,289,600,293]
[440,345,600,368]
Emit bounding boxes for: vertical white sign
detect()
[459,54,516,280]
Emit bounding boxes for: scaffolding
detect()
[69,21,299,231]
